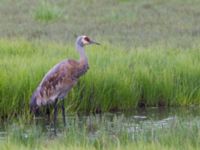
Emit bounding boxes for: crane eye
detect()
[84,37,90,42]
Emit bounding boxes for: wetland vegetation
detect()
[1,108,200,150]
[0,0,200,149]
[0,39,200,117]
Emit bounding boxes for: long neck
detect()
[76,44,88,64]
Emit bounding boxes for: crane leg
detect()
[61,99,66,127]
[46,104,50,123]
[53,99,58,135]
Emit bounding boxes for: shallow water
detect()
[0,107,200,141]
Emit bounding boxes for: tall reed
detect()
[0,39,199,117]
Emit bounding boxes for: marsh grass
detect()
[0,0,200,149]
[34,1,63,22]
[0,39,200,117]
[0,114,200,150]
[1,0,200,48]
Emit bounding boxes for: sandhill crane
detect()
[30,35,100,134]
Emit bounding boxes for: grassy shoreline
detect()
[0,39,199,118]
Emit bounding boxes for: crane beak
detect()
[90,40,100,45]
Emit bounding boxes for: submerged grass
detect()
[0,39,200,117]
[0,114,200,150]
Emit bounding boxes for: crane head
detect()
[76,35,100,47]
